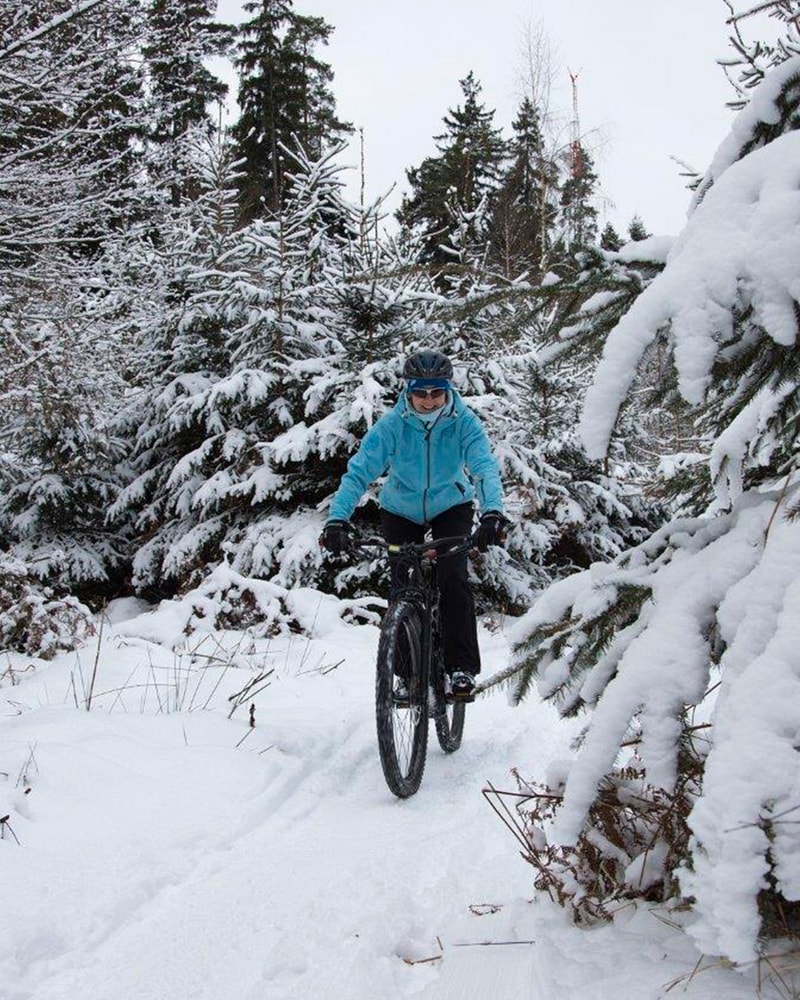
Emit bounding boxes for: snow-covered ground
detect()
[0,594,781,999]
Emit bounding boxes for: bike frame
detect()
[350,531,475,796]
[355,533,471,711]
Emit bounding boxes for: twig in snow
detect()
[227,669,274,719]
[0,814,20,844]
[725,801,800,833]
[765,466,797,542]
[482,781,535,854]
[469,903,504,916]
[16,743,38,788]
[85,605,106,710]
[235,727,254,749]
[663,954,730,993]
[452,939,536,947]
[401,937,444,965]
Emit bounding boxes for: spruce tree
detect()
[397,72,508,282]
[231,0,352,219]
[113,141,347,593]
[109,133,245,594]
[626,214,651,241]
[142,0,234,206]
[489,97,559,281]
[599,221,622,251]
[555,142,600,268]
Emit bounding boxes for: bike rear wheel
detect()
[435,691,466,753]
[375,601,428,797]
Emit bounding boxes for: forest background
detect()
[4,0,800,972]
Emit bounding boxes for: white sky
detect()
[213,0,752,237]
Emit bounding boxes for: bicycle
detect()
[352,533,475,798]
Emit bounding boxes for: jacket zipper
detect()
[423,425,432,522]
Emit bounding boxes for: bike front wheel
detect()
[375,601,428,798]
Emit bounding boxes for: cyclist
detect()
[320,349,507,700]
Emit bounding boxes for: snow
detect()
[681,508,800,963]
[581,126,800,461]
[691,55,800,211]
[615,234,674,264]
[0,595,766,999]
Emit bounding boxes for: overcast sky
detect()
[213,0,754,237]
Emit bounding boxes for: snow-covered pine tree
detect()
[493,7,800,965]
[0,255,130,594]
[108,131,243,595]
[142,0,234,207]
[626,214,651,241]
[0,1,151,603]
[215,144,357,587]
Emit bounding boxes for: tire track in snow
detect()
[6,628,568,1000]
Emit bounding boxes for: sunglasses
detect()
[410,388,447,400]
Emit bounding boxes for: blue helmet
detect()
[403,350,453,381]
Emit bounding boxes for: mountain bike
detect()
[353,533,474,798]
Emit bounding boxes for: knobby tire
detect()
[435,697,465,753]
[375,601,428,798]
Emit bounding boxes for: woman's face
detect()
[409,388,447,413]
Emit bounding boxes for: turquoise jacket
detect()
[328,390,504,525]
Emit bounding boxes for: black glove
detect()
[321,519,354,556]
[473,512,508,552]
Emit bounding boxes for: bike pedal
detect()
[393,686,412,707]
[448,690,475,704]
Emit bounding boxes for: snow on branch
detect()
[0,0,112,63]
[581,127,800,462]
[503,487,800,961]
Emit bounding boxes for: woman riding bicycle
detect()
[321,349,507,701]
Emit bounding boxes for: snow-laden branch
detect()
[0,0,112,63]
[580,127,800,461]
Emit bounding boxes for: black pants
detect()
[380,503,480,676]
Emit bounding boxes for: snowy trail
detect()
[1,607,762,999]
[1,617,561,1000]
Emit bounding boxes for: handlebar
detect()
[350,533,475,560]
